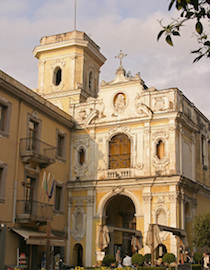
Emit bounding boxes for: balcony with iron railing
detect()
[16,200,54,224]
[20,137,57,168]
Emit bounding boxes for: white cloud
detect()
[0,0,209,118]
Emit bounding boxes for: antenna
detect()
[74,0,77,31]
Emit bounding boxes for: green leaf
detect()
[204,41,210,46]
[196,21,203,34]
[193,54,204,62]
[166,35,174,46]
[168,0,175,10]
[172,31,180,36]
[191,48,201,54]
[157,30,165,40]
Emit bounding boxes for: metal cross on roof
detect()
[115,50,127,67]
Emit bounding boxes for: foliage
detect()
[194,252,203,264]
[157,0,210,62]
[162,253,176,264]
[193,211,210,248]
[144,253,151,263]
[136,267,166,270]
[131,254,145,266]
[102,254,116,266]
[191,264,202,270]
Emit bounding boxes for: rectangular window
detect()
[0,163,8,203]
[201,135,207,170]
[0,98,11,137]
[56,130,67,161]
[54,184,64,212]
[28,119,39,151]
[57,134,64,157]
[0,104,6,131]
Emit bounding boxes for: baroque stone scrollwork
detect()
[71,206,86,242]
[74,99,105,125]
[108,125,131,137]
[143,194,152,203]
[134,94,153,118]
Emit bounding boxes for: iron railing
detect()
[20,137,57,163]
[16,200,54,222]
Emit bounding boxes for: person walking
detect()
[203,252,209,270]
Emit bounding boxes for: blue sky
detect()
[0,0,209,118]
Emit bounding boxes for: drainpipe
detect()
[12,100,22,224]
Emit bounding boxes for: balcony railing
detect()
[20,137,57,168]
[105,168,134,179]
[16,200,54,223]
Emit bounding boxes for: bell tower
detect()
[33,31,106,112]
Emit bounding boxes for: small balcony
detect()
[20,137,57,168]
[106,168,134,179]
[16,200,54,224]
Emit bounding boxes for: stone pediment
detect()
[100,69,146,87]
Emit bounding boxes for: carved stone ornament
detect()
[169,193,177,202]
[152,129,169,141]
[73,137,89,177]
[154,97,166,111]
[135,94,153,118]
[50,58,66,92]
[135,163,144,170]
[108,125,131,137]
[143,194,152,203]
[32,111,39,120]
[71,207,86,242]
[112,186,125,194]
[113,93,127,112]
[74,99,105,125]
[152,203,170,241]
[153,156,170,171]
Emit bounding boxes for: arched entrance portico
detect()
[98,192,142,259]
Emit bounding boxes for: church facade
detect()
[33,30,210,267]
[0,30,209,269]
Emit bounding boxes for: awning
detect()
[11,228,65,247]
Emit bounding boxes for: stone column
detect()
[66,192,72,265]
[179,125,184,174]
[169,186,178,256]
[85,195,94,267]
[143,189,152,254]
[192,134,196,181]
[144,124,151,175]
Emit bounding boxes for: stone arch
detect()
[97,188,141,218]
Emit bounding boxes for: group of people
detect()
[115,251,133,268]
